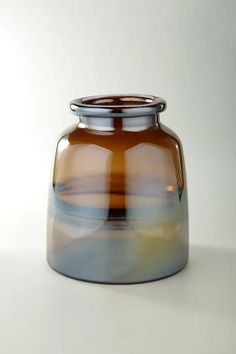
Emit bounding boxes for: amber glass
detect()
[47,95,189,284]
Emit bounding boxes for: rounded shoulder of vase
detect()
[56,124,86,146]
[159,123,181,142]
[55,123,183,153]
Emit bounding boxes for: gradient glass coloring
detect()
[47,95,188,283]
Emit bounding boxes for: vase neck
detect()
[78,115,159,131]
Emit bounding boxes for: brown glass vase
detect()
[47,94,189,284]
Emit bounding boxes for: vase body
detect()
[47,95,189,284]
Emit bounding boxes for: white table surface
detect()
[1,245,235,354]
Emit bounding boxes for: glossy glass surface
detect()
[47,95,188,284]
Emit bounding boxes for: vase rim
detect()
[69,94,166,117]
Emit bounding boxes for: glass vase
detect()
[47,94,189,284]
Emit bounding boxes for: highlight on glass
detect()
[47,94,189,284]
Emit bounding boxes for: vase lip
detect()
[69,94,166,117]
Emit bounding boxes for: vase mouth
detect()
[69,94,166,117]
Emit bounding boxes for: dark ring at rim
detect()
[69,94,166,117]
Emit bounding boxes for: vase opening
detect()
[69,94,166,117]
[82,95,157,107]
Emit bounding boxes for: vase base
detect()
[47,259,188,285]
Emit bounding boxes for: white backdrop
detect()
[1,0,236,254]
[1,2,236,354]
